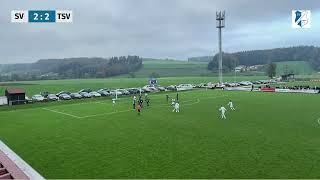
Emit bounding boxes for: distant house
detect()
[235,65,245,72]
[5,88,26,105]
[235,65,263,72]
[281,73,295,82]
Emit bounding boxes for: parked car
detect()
[56,91,71,96]
[90,91,102,97]
[47,94,59,101]
[25,96,34,104]
[269,79,277,83]
[176,84,193,91]
[141,87,151,92]
[166,85,177,91]
[97,90,110,96]
[97,88,111,93]
[70,93,82,99]
[201,82,217,89]
[79,89,92,93]
[109,90,122,96]
[32,95,45,102]
[117,89,130,95]
[40,91,50,98]
[59,93,71,100]
[139,88,146,93]
[79,92,92,98]
[157,86,166,91]
[143,85,159,92]
[127,88,140,94]
[239,81,253,86]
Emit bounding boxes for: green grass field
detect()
[276,61,315,75]
[135,59,211,77]
[1,89,320,178]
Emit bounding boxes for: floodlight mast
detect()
[216,11,225,84]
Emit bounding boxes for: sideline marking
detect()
[42,108,82,119]
[0,140,45,180]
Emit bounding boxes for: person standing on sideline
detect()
[176,93,179,101]
[219,105,227,119]
[227,100,235,111]
[166,94,169,103]
[112,98,116,106]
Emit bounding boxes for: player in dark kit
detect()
[139,96,144,108]
[137,104,141,115]
[166,94,169,103]
[145,96,150,106]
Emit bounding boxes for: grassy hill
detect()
[133,59,211,77]
[275,61,315,75]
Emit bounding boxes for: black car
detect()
[40,91,50,98]
[166,85,177,91]
[128,88,140,94]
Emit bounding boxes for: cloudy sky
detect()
[1,0,319,63]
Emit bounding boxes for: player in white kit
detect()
[173,102,180,112]
[171,98,175,107]
[219,105,227,119]
[227,100,235,110]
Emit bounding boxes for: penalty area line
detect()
[80,109,135,119]
[81,98,201,119]
[42,108,82,119]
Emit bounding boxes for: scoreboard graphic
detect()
[11,10,72,23]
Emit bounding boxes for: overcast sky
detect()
[0,0,319,63]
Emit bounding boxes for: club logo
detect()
[292,10,311,28]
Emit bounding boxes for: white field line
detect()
[7,93,227,119]
[80,109,135,118]
[81,95,229,119]
[0,89,208,113]
[44,94,228,119]
[42,108,82,119]
[80,99,200,119]
[0,140,45,180]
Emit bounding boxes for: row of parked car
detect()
[29,85,173,102]
[29,79,277,102]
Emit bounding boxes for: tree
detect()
[150,72,160,78]
[266,63,277,78]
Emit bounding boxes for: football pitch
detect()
[1,89,320,178]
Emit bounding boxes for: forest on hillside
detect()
[208,46,320,72]
[0,56,142,81]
